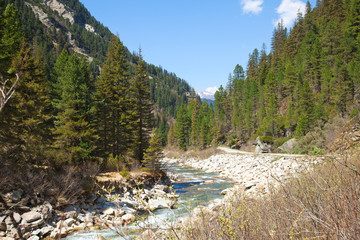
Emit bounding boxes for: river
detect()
[64,163,234,240]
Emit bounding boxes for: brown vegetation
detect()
[164,146,224,160]
[171,152,360,239]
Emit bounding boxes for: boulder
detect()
[12,212,21,224]
[254,137,273,153]
[154,184,169,192]
[21,211,41,223]
[121,213,135,224]
[64,218,75,226]
[40,226,54,236]
[141,229,156,240]
[147,198,173,210]
[278,138,297,153]
[8,190,23,202]
[103,207,116,216]
[28,236,39,240]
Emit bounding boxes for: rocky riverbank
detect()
[162,150,323,195]
[0,172,177,240]
[162,150,325,239]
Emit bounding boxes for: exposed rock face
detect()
[25,3,53,28]
[45,0,75,23]
[85,24,95,33]
[332,119,360,152]
[278,138,297,153]
[253,137,273,153]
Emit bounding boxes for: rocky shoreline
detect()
[0,173,178,240]
[162,151,324,238]
[162,151,323,196]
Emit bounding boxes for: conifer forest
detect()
[1,0,360,239]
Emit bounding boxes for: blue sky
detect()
[79,0,316,96]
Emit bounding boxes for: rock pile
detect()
[0,181,177,239]
[163,152,322,195]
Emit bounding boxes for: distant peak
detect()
[197,86,218,100]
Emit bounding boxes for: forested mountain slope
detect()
[171,0,360,153]
[3,0,193,119]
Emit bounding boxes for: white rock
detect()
[21,211,41,223]
[121,213,135,223]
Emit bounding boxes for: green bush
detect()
[120,167,129,178]
[309,146,325,155]
[273,136,292,149]
[260,136,274,144]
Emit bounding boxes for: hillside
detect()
[4,0,193,119]
[170,0,360,154]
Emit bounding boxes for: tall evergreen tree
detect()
[131,49,154,162]
[0,42,51,164]
[175,104,191,150]
[94,35,135,166]
[52,51,94,164]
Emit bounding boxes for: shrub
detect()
[260,136,274,144]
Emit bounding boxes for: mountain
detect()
[197,86,217,100]
[6,0,192,119]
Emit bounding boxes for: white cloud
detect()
[240,0,264,15]
[197,86,218,100]
[275,0,306,27]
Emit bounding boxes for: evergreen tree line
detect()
[170,0,360,151]
[0,3,161,170]
[3,0,192,123]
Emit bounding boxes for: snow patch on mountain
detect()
[197,86,218,100]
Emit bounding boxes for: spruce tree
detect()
[143,130,163,176]
[131,49,154,162]
[94,35,135,166]
[52,51,94,164]
[0,42,52,165]
[175,104,191,150]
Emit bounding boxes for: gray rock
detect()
[9,190,23,202]
[154,184,169,192]
[103,207,116,216]
[28,236,39,240]
[31,229,41,235]
[21,211,41,223]
[27,217,44,228]
[147,198,172,210]
[278,138,297,153]
[40,226,54,236]
[64,218,75,226]
[254,137,273,153]
[141,229,156,239]
[13,212,21,224]
[152,189,166,196]
[121,213,135,224]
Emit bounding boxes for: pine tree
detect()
[52,51,94,164]
[175,104,191,150]
[143,130,163,176]
[0,42,52,165]
[131,48,154,162]
[0,4,21,74]
[94,35,135,166]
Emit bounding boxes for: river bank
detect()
[0,172,176,240]
[162,148,323,196]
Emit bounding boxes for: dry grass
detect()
[170,152,360,239]
[164,146,224,160]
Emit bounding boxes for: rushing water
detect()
[65,163,234,240]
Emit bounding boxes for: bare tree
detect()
[0,72,22,112]
[0,48,28,112]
